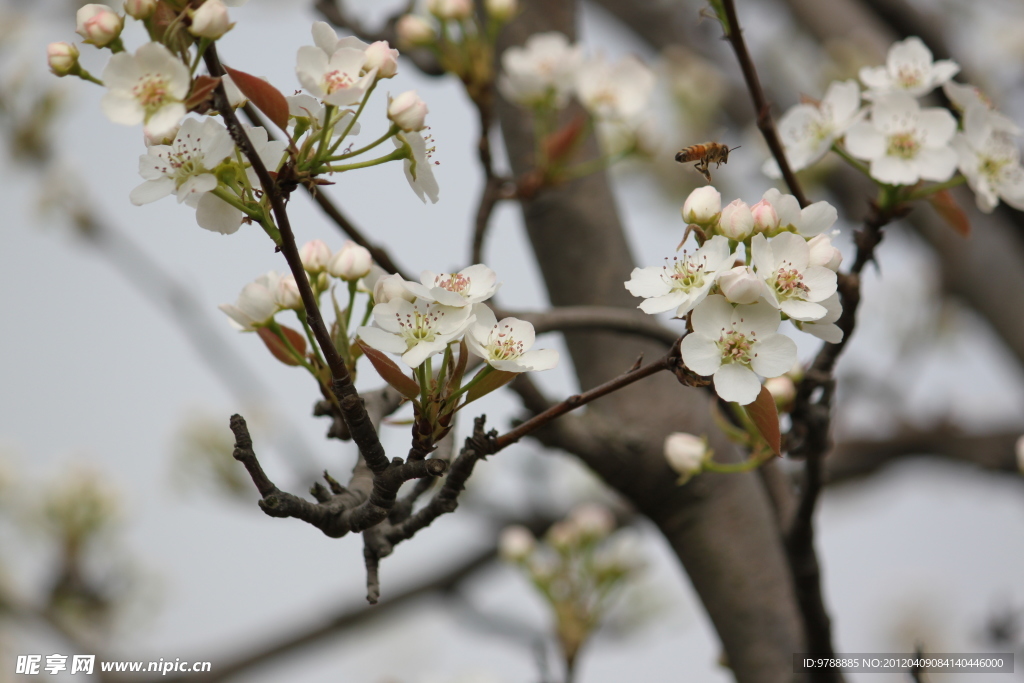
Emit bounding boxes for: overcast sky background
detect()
[2,1,1024,681]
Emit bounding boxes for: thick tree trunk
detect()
[494,3,807,680]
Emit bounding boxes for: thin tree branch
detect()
[719,0,809,207]
[502,305,680,346]
[204,45,389,474]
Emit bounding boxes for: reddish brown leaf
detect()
[185,75,221,112]
[745,385,781,456]
[356,340,420,400]
[465,368,518,404]
[257,325,307,366]
[222,66,289,131]
[446,339,469,393]
[929,189,971,237]
[543,113,587,164]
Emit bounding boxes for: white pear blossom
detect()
[751,233,837,321]
[761,189,838,238]
[388,91,429,132]
[394,130,439,203]
[466,305,558,373]
[124,0,156,20]
[364,41,400,79]
[299,240,332,273]
[574,55,655,123]
[845,93,957,185]
[793,292,843,344]
[219,272,281,331]
[275,274,303,311]
[310,21,370,57]
[357,299,474,368]
[716,266,763,305]
[76,4,123,47]
[943,82,1021,136]
[47,42,79,77]
[750,199,780,235]
[428,0,472,20]
[499,525,535,562]
[373,273,417,304]
[327,241,373,281]
[718,199,754,241]
[859,36,959,99]
[189,0,233,39]
[807,233,843,271]
[663,432,707,480]
[625,235,733,317]
[681,186,722,228]
[129,117,234,206]
[296,45,377,107]
[402,264,499,307]
[101,42,190,140]
[764,80,865,176]
[396,15,435,46]
[499,32,583,108]
[951,105,1024,213]
[679,295,797,405]
[287,94,360,137]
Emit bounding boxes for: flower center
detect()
[716,325,755,365]
[133,74,173,115]
[895,65,924,89]
[664,252,709,292]
[486,323,525,361]
[323,69,354,94]
[435,273,471,296]
[394,306,442,344]
[769,262,809,300]
[886,131,920,159]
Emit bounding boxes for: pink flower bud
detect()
[388,91,429,132]
[570,503,615,539]
[396,15,436,47]
[364,41,399,79]
[299,239,332,273]
[498,525,535,562]
[276,275,303,310]
[750,199,780,235]
[76,4,124,48]
[546,520,581,551]
[486,0,518,21]
[47,42,79,77]
[716,265,763,304]
[328,241,373,281]
[189,0,233,39]
[718,199,754,241]
[664,432,706,480]
[123,0,156,20]
[807,234,842,271]
[372,273,417,304]
[681,186,721,226]
[428,0,472,20]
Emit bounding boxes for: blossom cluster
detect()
[49,7,440,237]
[499,31,656,154]
[356,264,558,374]
[625,186,843,405]
[767,36,1024,213]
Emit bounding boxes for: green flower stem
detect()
[701,453,770,474]
[417,364,430,407]
[336,80,377,149]
[321,148,407,174]
[190,38,212,75]
[210,186,270,230]
[70,65,103,86]
[267,319,317,374]
[107,37,126,54]
[297,314,326,368]
[360,298,374,328]
[903,174,967,202]
[327,124,399,162]
[831,142,872,179]
[450,364,493,403]
[436,343,453,391]
[344,280,358,330]
[314,104,336,161]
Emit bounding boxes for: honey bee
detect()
[675,142,740,183]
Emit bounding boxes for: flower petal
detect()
[713,363,761,404]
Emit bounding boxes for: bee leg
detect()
[694,161,711,184]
